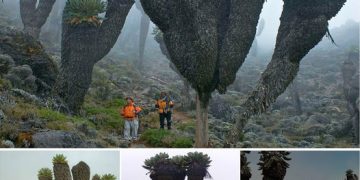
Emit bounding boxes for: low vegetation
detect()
[140,129,193,148]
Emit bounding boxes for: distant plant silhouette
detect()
[345,169,359,180]
[258,151,291,180]
[241,151,252,180]
[143,152,212,180]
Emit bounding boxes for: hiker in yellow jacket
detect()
[120,97,142,141]
[155,92,174,130]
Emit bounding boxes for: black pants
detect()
[159,112,172,129]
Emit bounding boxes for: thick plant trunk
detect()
[71,161,90,180]
[142,0,265,145]
[137,14,150,68]
[57,24,98,112]
[228,0,347,145]
[182,80,192,109]
[136,0,150,68]
[195,94,209,148]
[53,164,72,180]
[56,0,134,113]
[155,32,192,110]
[20,0,56,39]
[187,176,203,180]
[155,175,173,180]
[263,176,279,180]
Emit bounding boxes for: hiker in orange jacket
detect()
[155,92,174,130]
[120,97,142,141]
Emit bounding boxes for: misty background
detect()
[0,0,359,59]
[0,151,120,180]
[247,151,360,180]
[121,149,240,180]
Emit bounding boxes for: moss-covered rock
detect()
[0,25,58,95]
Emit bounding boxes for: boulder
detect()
[10,89,44,106]
[0,25,58,94]
[5,65,37,93]
[76,123,97,138]
[306,114,331,125]
[322,134,335,145]
[1,140,15,148]
[32,130,84,148]
[0,54,14,74]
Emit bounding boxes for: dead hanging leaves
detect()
[67,16,102,27]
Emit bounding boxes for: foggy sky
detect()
[247,151,360,180]
[1,0,358,53]
[0,150,120,180]
[255,0,360,52]
[121,149,240,180]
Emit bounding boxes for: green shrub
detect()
[177,121,195,134]
[52,154,68,164]
[36,108,94,130]
[140,129,193,148]
[0,78,11,91]
[38,168,52,178]
[3,102,37,121]
[37,108,68,122]
[84,98,125,132]
[64,0,107,25]
[140,129,171,147]
[171,137,193,148]
[0,122,18,141]
[101,174,116,180]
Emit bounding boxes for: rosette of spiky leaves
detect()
[185,152,211,168]
[100,174,116,180]
[241,151,252,180]
[38,168,53,179]
[170,155,188,175]
[258,151,291,180]
[346,169,354,176]
[64,0,107,26]
[92,174,101,180]
[52,154,68,164]
[185,152,212,178]
[143,153,171,174]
